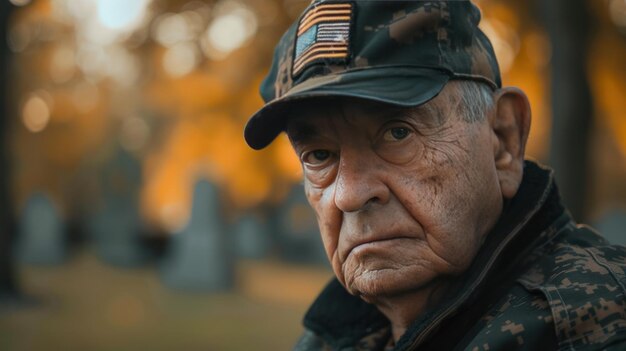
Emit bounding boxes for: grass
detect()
[0,250,334,351]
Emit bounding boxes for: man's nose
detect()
[333,152,390,213]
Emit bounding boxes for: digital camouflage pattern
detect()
[244,0,501,150]
[293,162,626,350]
[461,225,626,351]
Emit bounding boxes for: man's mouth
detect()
[343,235,413,261]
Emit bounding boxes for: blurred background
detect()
[0,0,624,350]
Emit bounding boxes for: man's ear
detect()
[491,87,531,199]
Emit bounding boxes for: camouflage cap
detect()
[244,0,501,150]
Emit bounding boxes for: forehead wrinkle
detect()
[405,97,451,128]
[338,100,411,128]
[288,99,446,146]
[338,103,353,127]
[287,118,322,147]
[287,106,341,146]
[365,102,442,133]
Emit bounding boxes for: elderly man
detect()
[244,1,626,350]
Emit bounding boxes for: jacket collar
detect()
[303,161,568,350]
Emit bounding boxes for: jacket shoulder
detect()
[293,330,332,351]
[517,223,626,350]
[293,328,391,351]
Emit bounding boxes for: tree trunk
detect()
[0,1,19,300]
[541,0,594,221]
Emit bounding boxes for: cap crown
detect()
[260,0,501,104]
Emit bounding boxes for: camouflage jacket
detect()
[294,161,626,351]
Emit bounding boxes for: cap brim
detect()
[244,66,451,150]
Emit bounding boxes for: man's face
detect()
[287,83,505,301]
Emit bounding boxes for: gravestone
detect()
[15,193,66,264]
[594,209,626,246]
[160,179,234,291]
[234,213,271,259]
[88,147,148,266]
[275,184,328,265]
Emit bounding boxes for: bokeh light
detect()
[9,0,32,6]
[107,47,140,87]
[152,13,196,47]
[162,42,199,77]
[22,92,52,133]
[7,22,32,53]
[610,0,626,28]
[479,18,520,74]
[203,1,258,59]
[97,0,150,31]
[50,46,76,84]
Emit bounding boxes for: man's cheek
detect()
[304,183,323,209]
[319,228,338,262]
[314,203,344,259]
[340,253,366,294]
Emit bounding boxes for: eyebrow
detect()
[394,103,444,126]
[285,102,441,144]
[378,104,436,124]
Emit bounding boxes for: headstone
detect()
[88,147,148,266]
[594,209,626,246]
[15,193,66,264]
[275,184,328,265]
[160,179,234,291]
[234,213,271,259]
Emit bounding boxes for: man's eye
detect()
[303,150,331,165]
[383,127,411,141]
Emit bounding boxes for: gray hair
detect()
[451,80,495,123]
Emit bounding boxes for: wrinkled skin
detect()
[287,82,530,340]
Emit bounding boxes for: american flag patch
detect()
[293,2,354,76]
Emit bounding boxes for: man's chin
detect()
[343,268,436,302]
